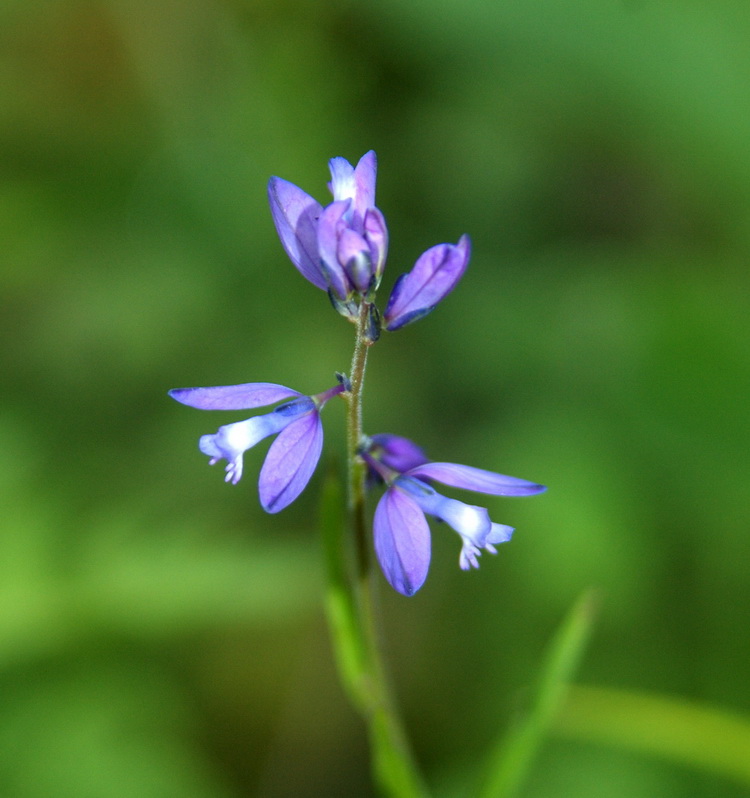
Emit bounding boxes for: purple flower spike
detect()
[270,151,386,300]
[170,381,345,510]
[384,235,471,331]
[364,435,545,595]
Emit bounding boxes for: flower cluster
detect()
[268,151,471,331]
[363,435,545,595]
[170,152,545,594]
[169,380,346,513]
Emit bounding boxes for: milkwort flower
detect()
[169,381,346,513]
[363,434,546,596]
[268,151,388,308]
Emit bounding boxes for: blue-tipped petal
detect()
[259,411,324,513]
[384,235,471,331]
[169,382,301,411]
[374,488,431,596]
[268,177,326,290]
[408,462,547,497]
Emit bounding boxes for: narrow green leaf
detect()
[478,589,598,798]
[319,467,368,710]
[554,685,750,788]
[319,468,429,797]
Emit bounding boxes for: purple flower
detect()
[383,235,471,331]
[268,151,387,301]
[364,435,546,596]
[169,381,344,513]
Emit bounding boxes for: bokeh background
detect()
[2,0,748,795]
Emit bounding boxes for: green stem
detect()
[323,301,429,798]
[346,301,371,579]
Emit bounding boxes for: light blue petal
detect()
[328,157,355,201]
[487,523,515,545]
[395,477,492,548]
[199,412,290,485]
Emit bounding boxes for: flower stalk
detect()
[346,300,373,576]
[332,300,429,798]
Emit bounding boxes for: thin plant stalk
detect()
[322,301,429,798]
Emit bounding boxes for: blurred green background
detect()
[2,0,749,795]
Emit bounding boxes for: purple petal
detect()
[384,235,471,331]
[352,150,377,222]
[317,200,353,299]
[169,382,301,411]
[374,488,431,596]
[370,434,429,473]
[338,228,372,292]
[259,412,323,513]
[364,207,388,282]
[268,177,326,290]
[407,462,546,497]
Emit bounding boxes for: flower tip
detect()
[168,388,190,405]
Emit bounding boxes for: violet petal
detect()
[338,228,372,292]
[370,434,429,473]
[259,412,323,513]
[169,382,301,411]
[384,235,471,331]
[352,150,377,223]
[317,200,354,299]
[408,462,546,497]
[268,177,326,290]
[374,488,431,596]
[363,207,388,283]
